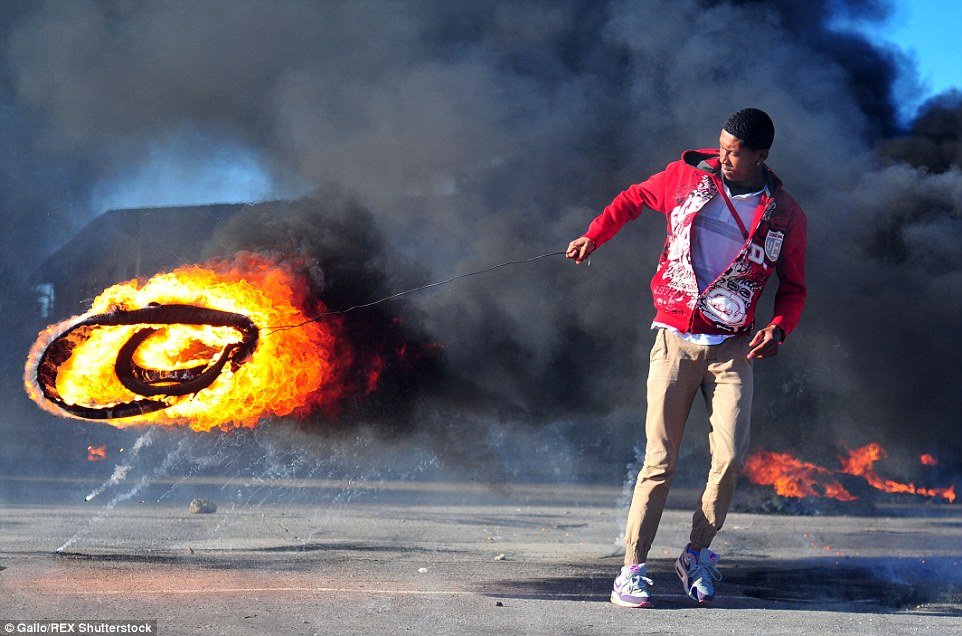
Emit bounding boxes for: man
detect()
[566,108,806,608]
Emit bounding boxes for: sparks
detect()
[86,445,107,461]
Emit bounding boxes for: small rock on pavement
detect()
[189,498,217,514]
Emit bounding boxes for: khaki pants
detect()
[624,328,753,566]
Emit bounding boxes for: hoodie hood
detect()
[682,147,783,191]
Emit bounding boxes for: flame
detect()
[364,354,385,394]
[839,443,956,502]
[86,445,107,461]
[25,252,352,430]
[743,450,856,501]
[920,453,938,466]
[745,442,956,503]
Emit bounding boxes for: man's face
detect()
[719,130,768,186]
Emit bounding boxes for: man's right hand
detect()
[566,237,595,264]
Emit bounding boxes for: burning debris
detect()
[24,252,352,430]
[32,304,259,421]
[838,443,956,501]
[741,442,956,514]
[86,445,107,461]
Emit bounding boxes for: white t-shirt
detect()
[653,181,766,345]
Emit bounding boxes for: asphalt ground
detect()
[1,476,960,635]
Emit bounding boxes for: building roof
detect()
[35,203,252,319]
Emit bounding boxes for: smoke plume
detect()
[3,0,960,480]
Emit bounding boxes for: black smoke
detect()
[879,91,962,173]
[3,0,960,480]
[205,189,444,433]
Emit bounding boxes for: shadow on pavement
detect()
[482,556,962,615]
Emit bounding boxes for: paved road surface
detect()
[1,476,960,635]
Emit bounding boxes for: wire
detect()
[266,250,567,333]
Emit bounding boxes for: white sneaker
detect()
[610,563,654,608]
[674,545,722,605]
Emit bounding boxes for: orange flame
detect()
[745,443,956,503]
[743,450,856,501]
[86,445,107,461]
[839,443,956,502]
[920,454,938,466]
[364,354,385,395]
[25,252,351,431]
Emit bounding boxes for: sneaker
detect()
[610,563,654,608]
[674,544,722,605]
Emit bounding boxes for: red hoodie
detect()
[583,148,807,338]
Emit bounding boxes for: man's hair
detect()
[723,108,775,150]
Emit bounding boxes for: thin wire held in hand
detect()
[267,250,567,333]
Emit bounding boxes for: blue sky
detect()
[853,0,962,118]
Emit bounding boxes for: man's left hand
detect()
[747,324,784,359]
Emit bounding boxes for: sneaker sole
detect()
[610,592,653,608]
